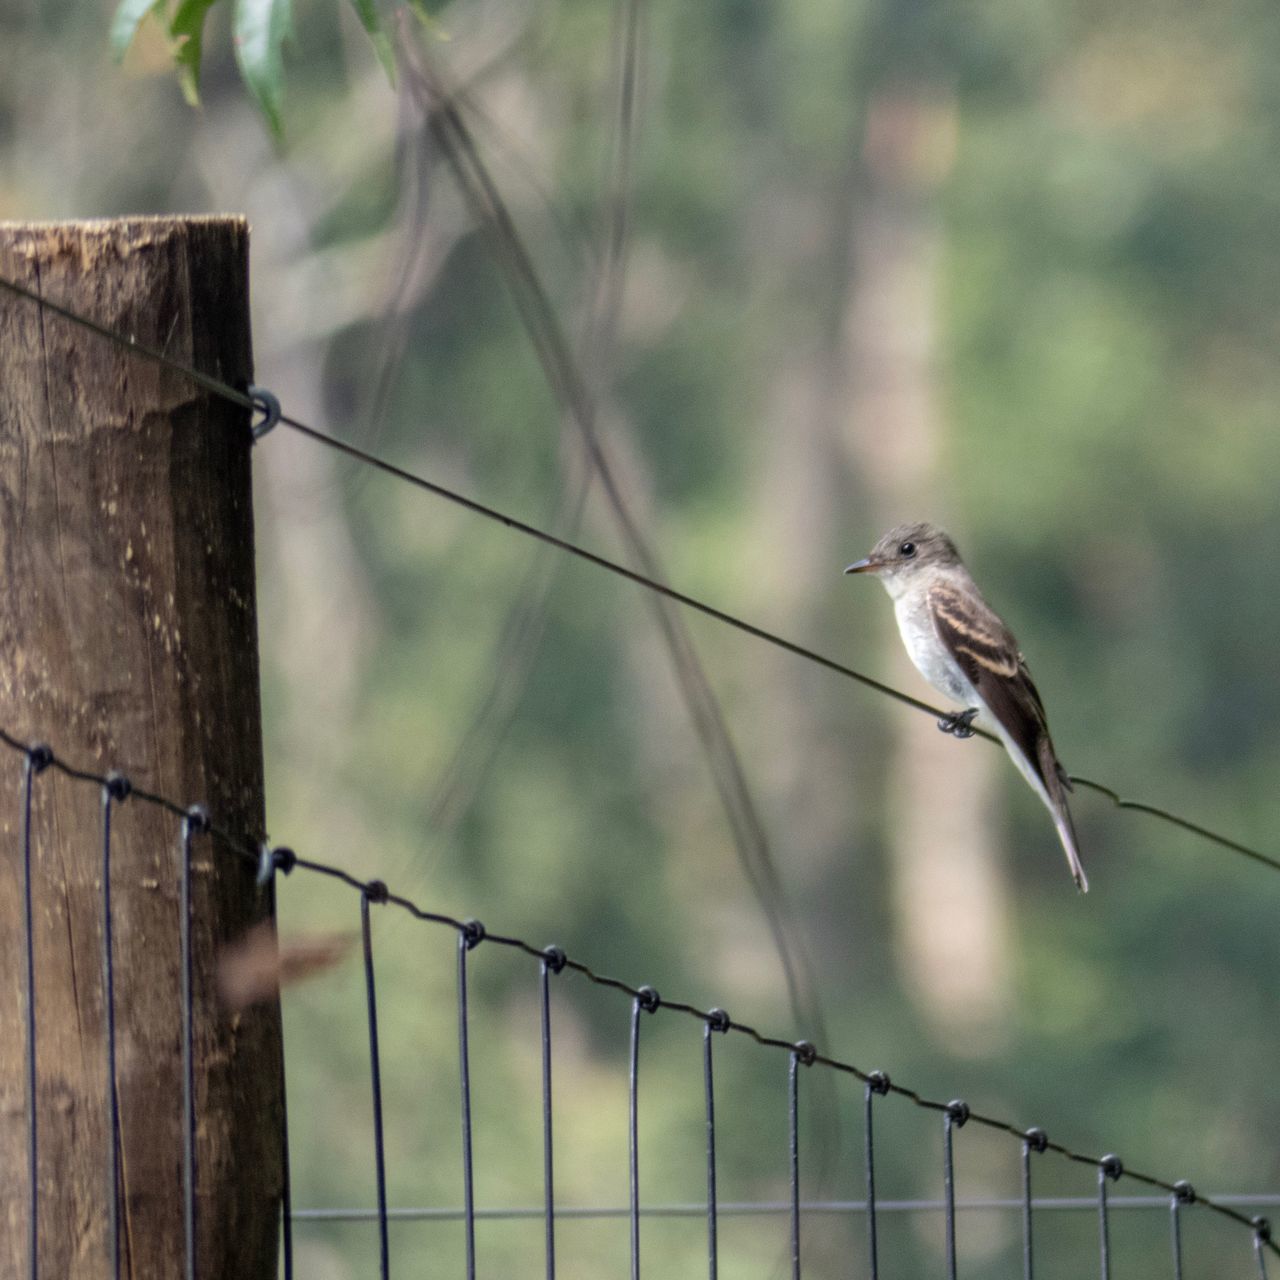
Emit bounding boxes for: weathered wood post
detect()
[0,218,283,1277]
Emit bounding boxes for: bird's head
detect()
[844,523,961,595]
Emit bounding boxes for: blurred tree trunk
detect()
[835,85,1014,1049]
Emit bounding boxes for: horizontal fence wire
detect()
[6,725,1276,1279]
[0,273,1277,881]
[283,1194,1280,1221]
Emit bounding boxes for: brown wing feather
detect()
[928,581,1085,890]
[928,582,1052,789]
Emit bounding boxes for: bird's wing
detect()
[927,580,1051,788]
[928,579,1086,891]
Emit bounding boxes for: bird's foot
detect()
[937,708,979,739]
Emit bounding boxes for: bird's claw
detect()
[937,708,978,739]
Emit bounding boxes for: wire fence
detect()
[2,250,1279,1278]
[6,725,1275,1279]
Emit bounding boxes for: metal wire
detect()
[100,777,127,1280]
[704,1013,728,1280]
[540,950,562,1280]
[1022,1128,1048,1280]
[20,748,48,1280]
[270,858,296,1280]
[458,924,480,1280]
[0,274,1274,883]
[1022,1139,1033,1280]
[279,1037,295,1280]
[2,727,1277,1266]
[1098,1156,1122,1280]
[943,1101,969,1280]
[179,810,207,1280]
[864,1074,888,1279]
[1170,1191,1184,1280]
[629,995,641,1280]
[359,889,391,1279]
[788,1050,803,1279]
[628,991,646,1280]
[285,1194,1280,1222]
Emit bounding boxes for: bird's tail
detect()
[1040,740,1088,893]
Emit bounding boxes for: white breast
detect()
[893,589,975,706]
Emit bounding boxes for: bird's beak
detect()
[844,557,878,575]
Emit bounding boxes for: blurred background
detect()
[2,0,1278,1275]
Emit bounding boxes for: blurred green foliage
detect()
[110,0,411,130]
[3,0,1279,1273]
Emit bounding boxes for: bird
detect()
[845,522,1088,892]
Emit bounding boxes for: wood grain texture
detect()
[0,218,283,1278]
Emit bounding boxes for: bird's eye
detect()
[898,541,917,558]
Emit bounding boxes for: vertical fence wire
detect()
[1169,1181,1193,1280]
[540,947,565,1280]
[864,1073,888,1280]
[279,1032,295,1280]
[789,1044,815,1278]
[1170,1193,1183,1280]
[629,995,640,1280]
[1022,1129,1046,1280]
[179,809,209,1280]
[704,1010,729,1280]
[100,775,129,1280]
[359,886,390,1279]
[458,921,483,1280]
[1256,1219,1273,1280]
[943,1101,969,1280]
[20,747,49,1280]
[628,994,643,1280]
[1022,1139,1033,1280]
[628,986,660,1280]
[262,847,295,1280]
[788,1049,806,1279]
[1098,1156,1122,1280]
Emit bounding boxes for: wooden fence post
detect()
[0,218,283,1277]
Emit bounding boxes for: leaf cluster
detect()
[109,0,424,134]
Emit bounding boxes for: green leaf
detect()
[347,0,396,86]
[170,0,220,106]
[109,0,163,60]
[233,0,293,137]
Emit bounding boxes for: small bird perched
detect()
[845,522,1088,892]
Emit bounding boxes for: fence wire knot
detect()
[706,1007,731,1033]
[1173,1179,1196,1205]
[248,385,282,441]
[256,843,296,885]
[945,1099,970,1127]
[541,943,567,974]
[104,771,132,802]
[184,803,211,835]
[1255,1216,1273,1243]
[363,879,390,904]
[793,1040,817,1066]
[1024,1126,1049,1153]
[461,918,485,949]
[636,985,661,1013]
[867,1069,891,1095]
[256,844,273,885]
[26,742,53,773]
[1100,1154,1124,1181]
